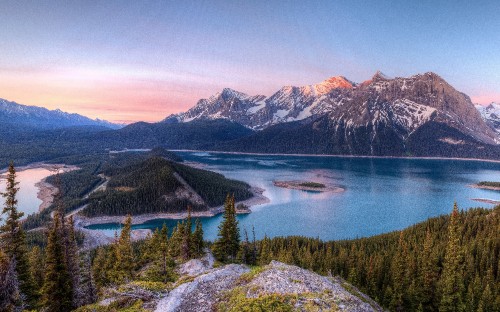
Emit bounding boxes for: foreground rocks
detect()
[155,259,383,312]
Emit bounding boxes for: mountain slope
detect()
[164,76,355,130]
[476,102,500,133]
[0,98,120,129]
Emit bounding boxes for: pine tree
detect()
[91,248,109,288]
[65,216,81,308]
[181,207,192,260]
[42,213,73,312]
[113,215,134,283]
[157,224,172,282]
[28,245,45,294]
[78,252,97,307]
[169,223,183,258]
[0,162,35,306]
[240,227,251,264]
[390,231,409,312]
[192,219,204,257]
[212,194,240,262]
[439,203,465,312]
[0,250,22,311]
[420,226,438,311]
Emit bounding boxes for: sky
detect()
[0,0,499,124]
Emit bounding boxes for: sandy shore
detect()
[30,164,80,211]
[469,184,500,191]
[170,149,500,164]
[273,180,344,193]
[471,198,500,205]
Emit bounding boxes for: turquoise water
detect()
[86,152,500,241]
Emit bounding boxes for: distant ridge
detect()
[0,98,122,129]
[164,72,499,146]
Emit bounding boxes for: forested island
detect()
[0,162,498,311]
[273,180,344,193]
[472,181,500,191]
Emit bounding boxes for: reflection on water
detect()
[0,167,54,218]
[87,153,500,241]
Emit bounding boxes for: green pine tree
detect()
[192,219,204,257]
[212,194,240,262]
[439,203,465,312]
[113,215,134,283]
[0,162,35,306]
[181,207,193,260]
[41,213,73,312]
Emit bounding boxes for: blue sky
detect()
[0,0,499,122]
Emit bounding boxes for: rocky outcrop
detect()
[155,259,383,312]
[155,264,250,312]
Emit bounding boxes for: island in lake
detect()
[273,180,344,193]
[470,181,500,191]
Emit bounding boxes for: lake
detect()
[0,167,54,219]
[86,152,500,241]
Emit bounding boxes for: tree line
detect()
[1,162,498,311]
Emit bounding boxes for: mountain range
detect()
[163,71,500,157]
[0,98,121,130]
[2,71,500,163]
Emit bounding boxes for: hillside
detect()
[81,157,252,217]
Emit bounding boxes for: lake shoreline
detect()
[469,184,500,191]
[171,149,500,164]
[75,186,269,227]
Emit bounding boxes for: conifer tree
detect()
[42,213,73,312]
[212,194,240,262]
[0,162,35,306]
[65,216,81,308]
[0,250,22,311]
[192,218,204,257]
[240,227,251,264]
[91,248,109,288]
[439,203,465,312]
[181,207,192,260]
[169,223,183,258]
[28,245,45,293]
[391,231,409,311]
[157,224,172,281]
[78,252,97,307]
[113,215,134,283]
[420,226,438,311]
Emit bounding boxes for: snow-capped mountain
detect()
[475,102,500,134]
[164,72,498,146]
[164,76,355,129]
[0,98,121,129]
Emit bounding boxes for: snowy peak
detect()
[371,70,392,81]
[0,98,121,129]
[475,102,500,133]
[313,76,355,94]
[162,72,499,144]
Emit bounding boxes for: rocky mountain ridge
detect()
[165,72,499,146]
[0,98,121,129]
[475,102,500,134]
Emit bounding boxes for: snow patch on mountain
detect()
[475,103,500,133]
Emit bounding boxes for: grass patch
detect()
[216,287,339,312]
[237,266,266,284]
